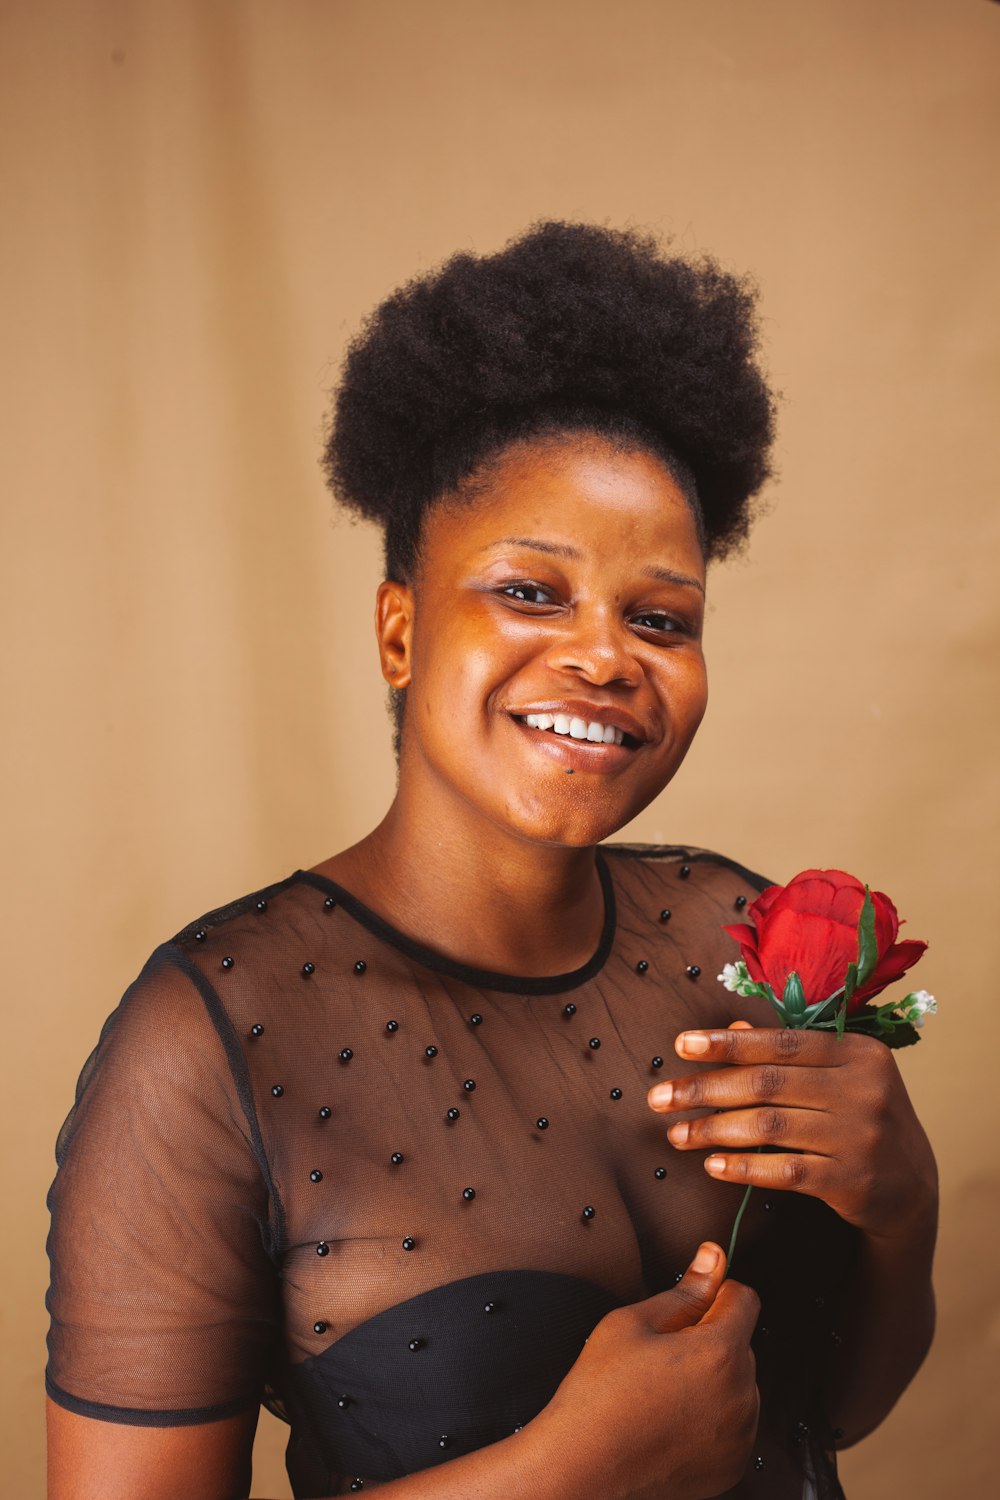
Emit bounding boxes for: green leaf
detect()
[882,1021,922,1050]
[782,971,806,1020]
[835,997,849,1041]
[843,961,859,1008]
[855,887,878,988]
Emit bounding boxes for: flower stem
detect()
[724,1184,753,1278]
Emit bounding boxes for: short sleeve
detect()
[45,944,280,1425]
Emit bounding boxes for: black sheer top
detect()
[46,845,857,1497]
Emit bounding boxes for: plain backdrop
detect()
[2,1,998,1495]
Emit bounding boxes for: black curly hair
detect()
[322,219,776,585]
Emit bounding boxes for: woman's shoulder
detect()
[600,840,774,897]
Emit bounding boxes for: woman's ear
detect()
[375,579,414,689]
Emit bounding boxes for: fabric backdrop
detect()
[2,1,998,1494]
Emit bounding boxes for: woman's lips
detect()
[509,714,638,772]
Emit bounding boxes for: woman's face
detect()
[381,434,709,849]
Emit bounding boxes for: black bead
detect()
[582,1205,596,1220]
[651,1056,663,1070]
[310,1169,323,1183]
[484,1301,498,1314]
[536,1117,549,1130]
[659,908,671,922]
[654,1167,667,1179]
[636,959,649,974]
[425,1045,438,1058]
[469,1012,483,1025]
[221,956,234,969]
[675,1271,684,1282]
[438,1436,451,1449]
[735,894,748,908]
[271,1084,284,1097]
[302,961,315,977]
[513,1424,524,1433]
[353,960,366,974]
[337,1394,351,1408]
[763,1199,773,1210]
[256,898,268,912]
[759,1325,769,1336]
[754,1457,765,1471]
[679,864,691,878]
[588,1037,601,1050]
[830,1330,842,1345]
[833,1428,845,1441]
[350,1481,364,1492]
[463,1078,476,1091]
[462,1187,476,1201]
[408,1338,424,1351]
[686,964,701,978]
[563,1002,577,1016]
[386,1019,399,1033]
[402,1236,415,1251]
[391,1152,404,1165]
[324,895,336,909]
[194,928,207,941]
[319,1105,332,1119]
[339,1048,353,1063]
[446,1107,460,1121]
[610,1088,622,1100]
[313,1321,327,1334]
[316,1241,329,1256]
[250,1023,264,1037]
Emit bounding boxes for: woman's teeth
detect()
[523,713,623,746]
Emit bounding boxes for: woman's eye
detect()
[632,611,685,635]
[499,582,555,605]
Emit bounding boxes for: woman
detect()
[45,222,938,1500]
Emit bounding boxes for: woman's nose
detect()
[545,609,642,687]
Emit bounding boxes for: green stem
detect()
[724,1184,753,1277]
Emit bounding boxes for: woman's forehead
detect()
[421,435,706,574]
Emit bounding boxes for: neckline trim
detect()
[293,849,617,996]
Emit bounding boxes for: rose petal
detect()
[755,907,860,1003]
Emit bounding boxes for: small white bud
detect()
[898,989,937,1027]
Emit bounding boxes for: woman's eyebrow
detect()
[490,536,704,596]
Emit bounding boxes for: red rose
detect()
[724,868,927,1013]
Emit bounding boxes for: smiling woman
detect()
[45,223,937,1500]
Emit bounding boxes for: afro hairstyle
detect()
[322,219,777,583]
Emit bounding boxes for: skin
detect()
[48,434,938,1498]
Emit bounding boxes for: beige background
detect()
[2,1,998,1495]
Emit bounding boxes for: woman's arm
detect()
[823,1188,938,1447]
[46,1401,259,1500]
[46,1243,763,1500]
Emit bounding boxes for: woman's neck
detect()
[310,792,608,979]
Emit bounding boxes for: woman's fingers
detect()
[642,1240,728,1334]
[700,1147,831,1198]
[664,1103,834,1155]
[675,1025,873,1067]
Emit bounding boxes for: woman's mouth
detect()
[512,713,641,751]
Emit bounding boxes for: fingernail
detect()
[668,1121,689,1144]
[706,1156,726,1173]
[678,1032,710,1055]
[648,1083,673,1108]
[692,1242,719,1273]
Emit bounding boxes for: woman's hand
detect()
[535,1241,761,1500]
[647,1021,938,1240]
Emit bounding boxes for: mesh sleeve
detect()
[45,944,280,1425]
